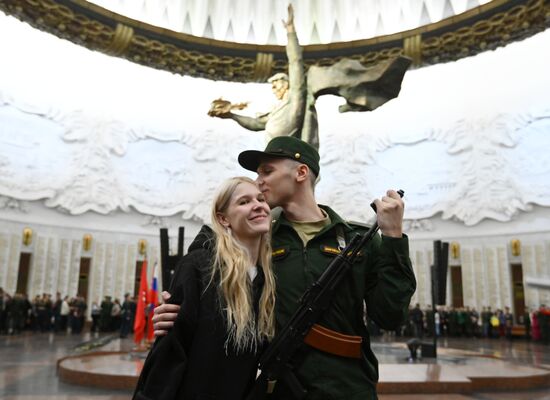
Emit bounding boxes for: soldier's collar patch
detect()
[321,245,341,255]
[321,245,364,258]
[272,246,290,260]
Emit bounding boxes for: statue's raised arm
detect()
[282,3,295,33]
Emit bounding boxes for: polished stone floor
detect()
[1,331,549,399]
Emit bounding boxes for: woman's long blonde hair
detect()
[210,176,276,353]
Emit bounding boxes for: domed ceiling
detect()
[0,0,548,82]
[87,0,491,45]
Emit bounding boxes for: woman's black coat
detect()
[134,226,266,400]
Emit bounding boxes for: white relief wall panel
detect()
[534,245,545,277]
[29,236,47,298]
[43,237,59,295]
[67,240,82,297]
[413,249,429,307]
[460,249,474,307]
[0,233,9,288]
[91,242,106,304]
[522,245,539,308]
[103,243,115,298]
[473,248,484,311]
[0,108,72,193]
[497,247,511,309]
[114,243,128,301]
[410,249,422,305]
[6,234,20,294]
[543,242,550,306]
[125,245,138,296]
[545,241,550,277]
[534,244,550,306]
[86,245,97,308]
[478,248,489,308]
[484,247,501,309]
[56,239,71,296]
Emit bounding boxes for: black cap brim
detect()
[238,150,288,172]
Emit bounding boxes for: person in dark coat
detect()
[134,177,276,400]
[410,303,424,338]
[99,296,113,332]
[120,293,135,338]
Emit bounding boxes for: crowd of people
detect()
[373,303,550,344]
[2,287,548,346]
[0,287,137,338]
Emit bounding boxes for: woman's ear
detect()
[217,212,230,228]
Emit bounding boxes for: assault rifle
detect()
[246,190,404,399]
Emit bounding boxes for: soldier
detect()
[410,303,424,338]
[52,292,62,333]
[11,293,27,334]
[120,293,135,339]
[154,136,416,399]
[504,306,514,339]
[99,296,113,332]
[481,306,490,338]
[523,307,531,339]
[0,288,5,334]
[537,304,549,345]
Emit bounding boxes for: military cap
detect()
[238,136,320,176]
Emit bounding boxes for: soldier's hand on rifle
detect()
[152,291,180,337]
[372,189,404,238]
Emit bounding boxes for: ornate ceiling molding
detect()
[0,0,549,82]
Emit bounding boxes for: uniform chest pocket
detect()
[272,245,290,261]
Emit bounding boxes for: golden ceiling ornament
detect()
[510,239,521,257]
[253,52,274,83]
[403,34,422,67]
[450,242,460,259]
[22,227,33,246]
[82,234,92,251]
[138,239,147,256]
[106,23,134,56]
[0,0,548,82]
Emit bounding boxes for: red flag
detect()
[134,259,149,344]
[146,263,159,341]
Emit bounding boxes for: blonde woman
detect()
[134,177,276,400]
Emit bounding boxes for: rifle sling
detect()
[303,323,362,359]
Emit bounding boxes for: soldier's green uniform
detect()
[270,205,416,399]
[238,135,416,398]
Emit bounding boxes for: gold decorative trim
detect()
[253,52,274,82]
[106,23,133,56]
[403,34,422,67]
[0,0,548,82]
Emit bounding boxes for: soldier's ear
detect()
[295,164,309,183]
